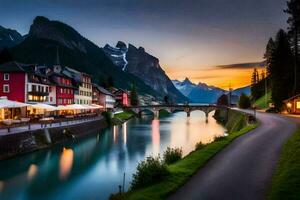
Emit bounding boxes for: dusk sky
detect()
[0,0,287,89]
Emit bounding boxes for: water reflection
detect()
[123,122,127,145]
[0,110,226,200]
[151,119,160,155]
[27,164,38,181]
[59,148,74,180]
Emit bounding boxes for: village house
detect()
[284,94,300,114]
[0,62,56,105]
[113,88,130,107]
[63,67,93,105]
[92,84,115,110]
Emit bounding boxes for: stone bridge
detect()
[128,104,227,120]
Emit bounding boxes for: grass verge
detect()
[268,127,300,200]
[254,91,272,109]
[123,121,257,200]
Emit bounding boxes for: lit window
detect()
[4,73,9,80]
[3,84,9,93]
[297,101,300,109]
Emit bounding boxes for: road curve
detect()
[167,111,298,200]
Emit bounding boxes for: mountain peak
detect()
[116,41,127,49]
[183,77,192,85]
[33,16,50,24]
[29,16,90,53]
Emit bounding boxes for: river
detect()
[0,111,226,200]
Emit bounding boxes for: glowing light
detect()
[287,102,292,108]
[122,122,127,144]
[27,164,38,181]
[151,119,160,154]
[59,148,74,180]
[113,126,117,143]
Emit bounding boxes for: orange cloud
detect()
[167,67,265,89]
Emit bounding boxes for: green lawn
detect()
[125,123,257,200]
[254,91,272,109]
[268,127,300,200]
[114,111,134,121]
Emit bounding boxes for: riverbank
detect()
[112,110,257,200]
[268,127,300,199]
[0,117,107,160]
[111,111,135,125]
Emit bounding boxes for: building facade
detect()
[64,67,92,105]
[113,89,130,107]
[285,94,300,114]
[92,84,115,110]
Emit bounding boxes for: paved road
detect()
[168,111,298,200]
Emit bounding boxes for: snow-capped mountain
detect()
[0,25,24,50]
[173,78,251,103]
[103,42,187,102]
[103,41,128,71]
[172,78,225,103]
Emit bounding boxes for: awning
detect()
[91,104,103,109]
[29,103,57,111]
[65,104,87,110]
[56,105,69,110]
[0,99,30,108]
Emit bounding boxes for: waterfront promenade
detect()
[0,115,103,136]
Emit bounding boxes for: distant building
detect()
[284,94,300,114]
[113,88,130,107]
[92,84,115,110]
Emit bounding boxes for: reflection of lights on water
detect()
[113,126,117,143]
[27,164,38,181]
[122,122,127,144]
[59,148,74,180]
[0,181,4,192]
[151,119,160,154]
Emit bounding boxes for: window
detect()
[32,85,36,92]
[4,73,9,80]
[297,101,300,109]
[60,88,63,94]
[3,84,9,93]
[49,87,52,92]
[50,97,53,102]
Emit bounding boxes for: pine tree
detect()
[269,29,294,110]
[264,38,276,76]
[285,0,300,93]
[130,84,139,106]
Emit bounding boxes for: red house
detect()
[0,62,31,102]
[49,70,75,105]
[113,89,130,107]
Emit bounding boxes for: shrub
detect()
[214,135,226,142]
[131,156,169,190]
[163,147,183,165]
[195,142,206,150]
[238,93,251,109]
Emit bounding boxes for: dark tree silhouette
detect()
[285,0,300,94]
[268,29,294,110]
[0,48,13,64]
[130,84,139,106]
[217,94,229,106]
[238,93,251,109]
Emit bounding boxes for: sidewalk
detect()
[0,116,103,136]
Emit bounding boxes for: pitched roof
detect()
[0,61,35,72]
[284,94,300,102]
[93,84,114,96]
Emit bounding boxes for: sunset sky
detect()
[0,0,287,89]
